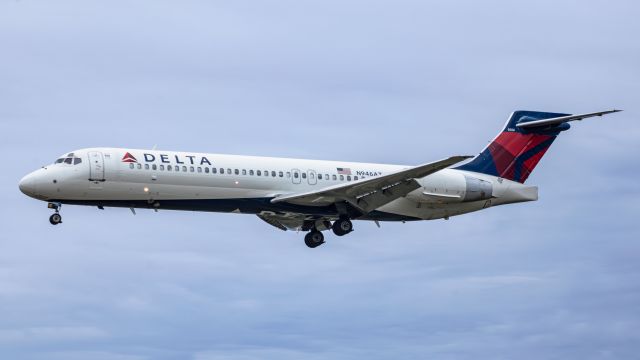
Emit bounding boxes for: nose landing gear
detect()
[49,213,62,225]
[48,203,62,225]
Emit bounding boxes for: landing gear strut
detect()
[48,203,62,225]
[304,230,324,248]
[332,218,353,236]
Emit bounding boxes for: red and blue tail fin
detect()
[456,110,571,183]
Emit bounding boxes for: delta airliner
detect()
[19,109,620,248]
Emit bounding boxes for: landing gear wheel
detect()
[332,218,353,236]
[49,213,62,225]
[304,230,325,248]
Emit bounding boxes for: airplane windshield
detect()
[54,155,83,165]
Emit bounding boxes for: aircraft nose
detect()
[19,174,36,196]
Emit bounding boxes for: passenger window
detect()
[205,167,209,173]
[264,170,268,176]
[310,172,315,179]
[340,175,344,181]
[235,169,239,175]
[182,166,187,172]
[220,168,225,174]
[160,165,165,171]
[318,174,322,180]
[190,166,195,172]
[278,171,283,177]
[271,171,276,177]
[347,175,351,181]
[212,168,217,174]
[175,166,180,172]
[137,164,142,169]
[197,167,202,173]
[145,164,150,170]
[354,176,358,181]
[242,169,246,175]
[64,158,73,164]
[325,174,329,180]
[302,173,307,179]
[152,164,157,170]
[167,165,172,171]
[129,163,134,169]
[227,168,232,174]
[286,172,291,178]
[257,170,261,176]
[249,170,254,176]
[332,175,337,180]
[294,172,299,178]
[74,158,82,165]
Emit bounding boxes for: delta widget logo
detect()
[121,152,138,163]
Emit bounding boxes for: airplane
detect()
[19,109,620,248]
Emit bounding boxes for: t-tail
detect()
[456,109,621,183]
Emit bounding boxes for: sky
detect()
[1,0,639,359]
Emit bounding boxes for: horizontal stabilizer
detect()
[516,109,621,129]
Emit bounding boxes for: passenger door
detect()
[88,151,105,181]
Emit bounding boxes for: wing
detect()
[257,211,307,231]
[271,156,471,214]
[516,109,621,129]
[257,212,289,231]
[256,211,333,232]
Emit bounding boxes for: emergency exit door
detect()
[291,169,301,184]
[307,170,317,185]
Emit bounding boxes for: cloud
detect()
[29,351,148,360]
[0,326,107,344]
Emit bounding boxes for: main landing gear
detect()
[48,203,62,225]
[332,218,353,236]
[303,218,354,248]
[304,230,324,248]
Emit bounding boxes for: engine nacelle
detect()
[407,171,495,204]
[463,175,493,202]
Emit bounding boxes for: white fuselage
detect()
[19,148,538,222]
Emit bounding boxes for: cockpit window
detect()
[55,154,83,165]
